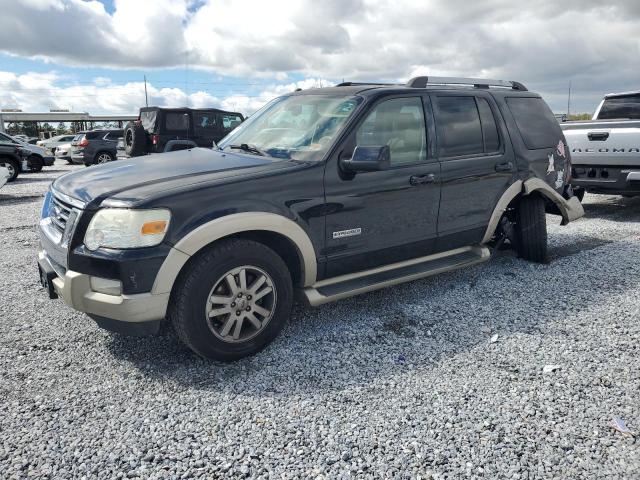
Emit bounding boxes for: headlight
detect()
[84,208,171,250]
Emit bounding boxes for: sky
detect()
[0,0,638,116]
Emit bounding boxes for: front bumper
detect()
[38,249,170,326]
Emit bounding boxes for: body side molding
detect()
[152,212,317,295]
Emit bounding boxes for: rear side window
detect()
[194,112,217,135]
[435,96,483,157]
[104,130,123,140]
[477,98,500,152]
[597,95,640,120]
[506,97,561,150]
[165,113,189,131]
[86,132,102,140]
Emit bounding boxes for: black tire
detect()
[28,155,44,172]
[169,239,293,361]
[94,151,114,164]
[573,187,585,202]
[66,159,74,165]
[515,195,548,263]
[123,122,146,157]
[0,158,20,182]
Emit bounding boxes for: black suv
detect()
[0,143,30,182]
[70,129,123,166]
[37,76,584,361]
[122,107,244,157]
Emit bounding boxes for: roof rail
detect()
[406,76,527,91]
[335,82,394,87]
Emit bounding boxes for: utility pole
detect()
[567,80,572,119]
[144,75,149,107]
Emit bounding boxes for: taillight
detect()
[151,134,159,145]
[79,138,89,147]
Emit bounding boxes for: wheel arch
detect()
[481,177,584,243]
[152,212,317,295]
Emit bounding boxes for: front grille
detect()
[50,194,73,234]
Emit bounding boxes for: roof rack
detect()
[406,76,527,91]
[335,82,394,87]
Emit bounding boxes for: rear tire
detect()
[0,158,20,182]
[123,122,147,157]
[515,195,548,263]
[95,151,114,164]
[169,239,293,361]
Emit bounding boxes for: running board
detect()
[304,246,490,306]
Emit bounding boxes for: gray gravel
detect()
[1,161,639,479]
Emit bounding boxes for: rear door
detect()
[432,92,515,248]
[323,95,441,278]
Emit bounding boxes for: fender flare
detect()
[481,178,584,243]
[151,212,317,294]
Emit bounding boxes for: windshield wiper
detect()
[227,143,268,157]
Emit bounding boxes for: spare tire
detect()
[123,122,147,157]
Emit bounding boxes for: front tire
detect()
[28,155,44,172]
[515,195,548,263]
[169,239,293,361]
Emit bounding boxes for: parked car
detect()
[0,143,30,182]
[561,91,640,199]
[37,76,583,361]
[0,165,10,189]
[69,129,123,166]
[121,107,244,158]
[37,134,77,159]
[55,143,73,163]
[0,131,54,171]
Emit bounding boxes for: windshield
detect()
[218,95,362,161]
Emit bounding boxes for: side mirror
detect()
[340,145,390,172]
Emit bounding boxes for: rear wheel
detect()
[95,151,114,164]
[0,158,20,182]
[169,239,293,361]
[515,195,548,263]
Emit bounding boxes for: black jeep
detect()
[122,107,244,157]
[37,76,584,361]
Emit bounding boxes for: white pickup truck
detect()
[561,91,640,198]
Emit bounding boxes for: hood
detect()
[53,148,288,207]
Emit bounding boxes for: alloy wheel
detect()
[205,265,276,343]
[97,153,111,163]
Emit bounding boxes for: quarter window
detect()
[436,96,483,157]
[165,113,189,131]
[356,97,427,166]
[194,113,217,135]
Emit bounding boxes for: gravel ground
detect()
[0,161,639,479]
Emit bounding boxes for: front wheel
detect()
[28,155,44,172]
[515,195,548,263]
[169,239,293,361]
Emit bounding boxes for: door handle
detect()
[494,162,513,172]
[409,173,436,186]
[588,132,609,141]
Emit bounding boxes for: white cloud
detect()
[0,0,639,112]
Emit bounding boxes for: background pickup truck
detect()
[561,91,640,198]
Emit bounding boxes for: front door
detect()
[323,95,441,279]
[431,92,516,249]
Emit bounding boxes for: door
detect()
[432,93,515,249]
[323,95,441,278]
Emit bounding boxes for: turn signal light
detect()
[141,220,168,235]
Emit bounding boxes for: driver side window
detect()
[356,97,427,166]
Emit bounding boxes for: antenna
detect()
[144,75,149,107]
[567,80,572,118]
